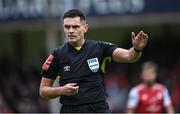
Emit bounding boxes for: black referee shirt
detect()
[41,40,118,105]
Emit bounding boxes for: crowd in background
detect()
[0,56,49,113]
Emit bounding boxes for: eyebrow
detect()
[64,24,80,26]
[64,24,80,28]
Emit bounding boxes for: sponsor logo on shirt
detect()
[63,65,70,72]
[87,57,99,73]
[42,54,54,71]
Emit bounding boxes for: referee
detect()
[40,9,148,113]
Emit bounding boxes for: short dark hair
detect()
[63,9,86,21]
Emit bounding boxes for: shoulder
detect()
[97,40,117,46]
[86,40,117,47]
[85,40,102,48]
[153,83,166,91]
[129,85,140,97]
[134,83,145,91]
[87,40,114,45]
[86,40,98,45]
[130,84,143,93]
[52,42,68,56]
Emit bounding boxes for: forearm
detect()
[40,86,64,99]
[112,47,141,63]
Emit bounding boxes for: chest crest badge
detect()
[87,57,99,73]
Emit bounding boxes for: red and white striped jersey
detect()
[127,83,172,113]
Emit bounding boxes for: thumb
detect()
[131,32,135,40]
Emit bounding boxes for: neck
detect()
[144,81,155,88]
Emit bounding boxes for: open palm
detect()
[131,31,148,51]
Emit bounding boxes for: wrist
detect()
[133,47,142,53]
[57,86,65,96]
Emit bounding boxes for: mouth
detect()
[68,35,76,38]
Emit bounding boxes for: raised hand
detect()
[131,31,148,51]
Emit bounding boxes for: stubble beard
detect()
[68,36,81,46]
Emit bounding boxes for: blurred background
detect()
[0,0,180,113]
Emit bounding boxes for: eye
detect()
[64,25,70,29]
[72,25,80,29]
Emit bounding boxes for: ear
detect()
[83,24,88,33]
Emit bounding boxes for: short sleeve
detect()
[41,49,60,80]
[127,88,139,109]
[163,87,172,107]
[98,41,118,58]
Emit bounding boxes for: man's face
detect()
[63,17,88,44]
[141,68,157,85]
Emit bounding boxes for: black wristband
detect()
[133,47,142,53]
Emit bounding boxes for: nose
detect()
[69,27,74,34]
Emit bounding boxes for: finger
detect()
[137,31,143,38]
[74,86,79,90]
[76,86,79,93]
[73,86,79,89]
[140,32,148,41]
[68,86,79,93]
[142,33,148,40]
[68,85,79,90]
[67,83,77,86]
[73,86,79,93]
[131,32,135,40]
[142,34,148,44]
[70,90,78,95]
[140,31,144,38]
[144,34,148,39]
[144,36,149,43]
[67,90,77,96]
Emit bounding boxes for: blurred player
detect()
[39,9,148,113]
[127,61,174,113]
